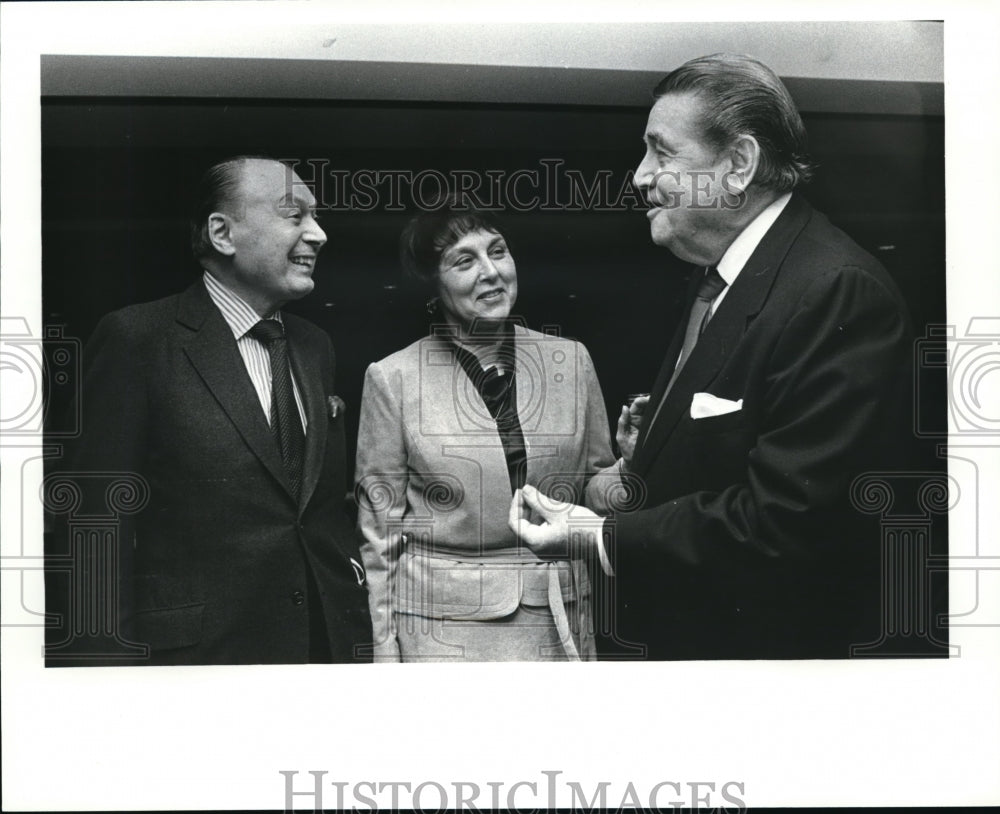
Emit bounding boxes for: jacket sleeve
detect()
[63,310,151,651]
[578,343,622,515]
[354,361,409,661]
[612,265,911,569]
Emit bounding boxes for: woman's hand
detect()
[508,484,602,559]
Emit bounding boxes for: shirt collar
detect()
[715,192,793,286]
[202,271,283,339]
[448,318,516,372]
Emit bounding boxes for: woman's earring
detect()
[425,297,439,315]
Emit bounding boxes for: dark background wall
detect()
[42,94,945,478]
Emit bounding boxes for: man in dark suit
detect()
[511,54,912,659]
[47,157,372,665]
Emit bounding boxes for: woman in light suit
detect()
[355,198,618,661]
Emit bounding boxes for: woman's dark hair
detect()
[399,194,505,286]
[653,53,816,191]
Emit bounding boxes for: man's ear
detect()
[207,212,236,257]
[725,134,761,194]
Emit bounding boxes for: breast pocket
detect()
[684,408,748,436]
[673,411,757,490]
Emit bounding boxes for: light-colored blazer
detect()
[355,324,616,660]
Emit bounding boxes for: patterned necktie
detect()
[250,319,304,501]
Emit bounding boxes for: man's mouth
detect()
[291,255,315,269]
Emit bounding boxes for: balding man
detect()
[51,157,372,665]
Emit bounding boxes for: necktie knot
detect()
[697,267,727,302]
[249,319,284,344]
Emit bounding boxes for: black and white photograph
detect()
[1,1,998,811]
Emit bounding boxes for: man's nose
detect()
[634,152,654,191]
[303,214,327,248]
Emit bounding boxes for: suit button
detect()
[291,590,305,606]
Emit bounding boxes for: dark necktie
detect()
[250,319,305,501]
[646,267,729,433]
[667,266,728,391]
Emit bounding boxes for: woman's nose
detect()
[478,254,499,279]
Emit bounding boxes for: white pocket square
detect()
[690,392,743,419]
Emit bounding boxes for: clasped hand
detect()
[508,483,602,558]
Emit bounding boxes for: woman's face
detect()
[435,228,518,331]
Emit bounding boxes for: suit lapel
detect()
[176,281,292,499]
[635,194,813,473]
[285,319,327,512]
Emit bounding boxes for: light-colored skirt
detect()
[392,543,596,662]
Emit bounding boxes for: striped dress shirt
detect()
[202,272,308,431]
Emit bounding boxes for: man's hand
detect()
[617,394,650,470]
[508,483,602,559]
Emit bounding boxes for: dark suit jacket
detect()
[49,280,372,665]
[609,194,913,660]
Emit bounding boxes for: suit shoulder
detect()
[367,335,434,376]
[92,293,182,342]
[796,207,885,274]
[515,326,595,363]
[782,206,905,306]
[515,325,584,349]
[360,339,432,406]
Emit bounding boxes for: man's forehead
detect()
[238,160,316,205]
[646,92,705,139]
